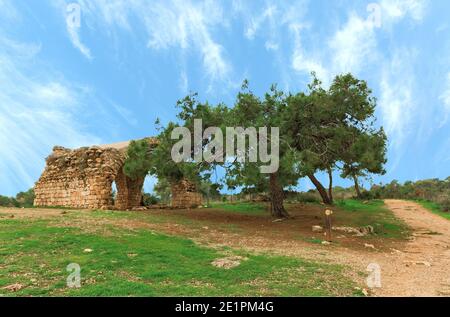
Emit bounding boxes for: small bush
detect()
[358,190,375,200]
[294,192,320,203]
[142,193,159,206]
[0,195,20,207]
[440,199,450,212]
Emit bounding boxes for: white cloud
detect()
[265,41,279,51]
[289,0,427,86]
[51,0,92,59]
[244,5,276,40]
[378,49,416,152]
[67,23,92,60]
[380,0,428,23]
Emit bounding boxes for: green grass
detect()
[335,199,410,239]
[415,200,450,220]
[0,217,360,297]
[211,202,268,216]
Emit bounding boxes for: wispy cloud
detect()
[380,0,428,24]
[73,0,231,82]
[52,0,92,59]
[244,5,277,40]
[0,33,101,195]
[67,21,92,59]
[290,23,329,85]
[328,12,378,75]
[378,49,416,147]
[111,102,138,126]
[378,48,418,175]
[439,72,450,127]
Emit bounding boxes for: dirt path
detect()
[369,199,450,296]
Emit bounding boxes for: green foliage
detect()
[369,178,450,213]
[15,189,35,207]
[150,94,230,187]
[198,180,222,205]
[224,83,299,191]
[123,139,153,180]
[153,179,171,204]
[149,73,386,210]
[0,195,19,207]
[285,73,387,202]
[289,192,321,204]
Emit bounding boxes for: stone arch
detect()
[114,168,144,210]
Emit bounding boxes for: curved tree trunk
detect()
[353,174,362,198]
[307,173,332,205]
[269,172,289,218]
[327,167,334,204]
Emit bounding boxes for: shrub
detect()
[440,199,450,212]
[294,192,320,203]
[15,189,35,207]
[358,190,375,200]
[142,193,159,206]
[0,195,19,207]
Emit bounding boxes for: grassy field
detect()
[415,200,450,220]
[0,199,410,297]
[210,201,267,216]
[0,215,359,296]
[334,199,410,239]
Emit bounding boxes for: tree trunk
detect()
[327,167,333,204]
[353,174,362,198]
[269,172,289,218]
[308,173,332,205]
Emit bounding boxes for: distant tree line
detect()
[369,178,450,212]
[286,178,450,212]
[0,189,35,208]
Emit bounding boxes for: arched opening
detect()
[110,181,117,206]
[114,168,145,210]
[142,175,159,207]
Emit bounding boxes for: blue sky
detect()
[0,0,449,196]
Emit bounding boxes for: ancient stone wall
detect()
[171,179,203,208]
[34,146,125,209]
[34,140,203,210]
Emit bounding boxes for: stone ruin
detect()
[171,179,203,208]
[34,139,202,210]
